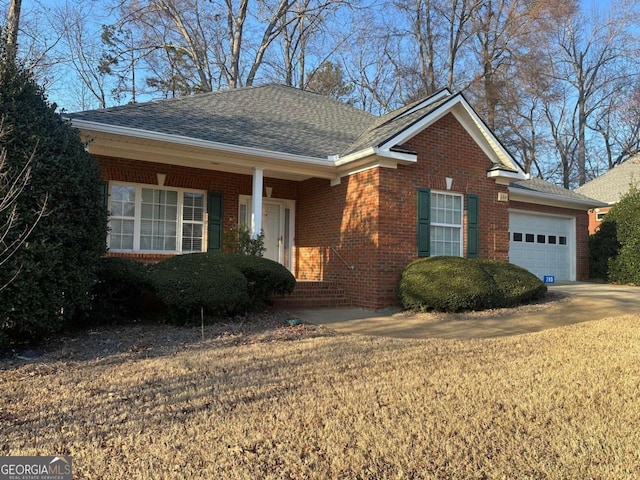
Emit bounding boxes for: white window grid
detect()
[430,191,463,257]
[108,182,206,253]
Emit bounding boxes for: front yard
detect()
[2,313,640,479]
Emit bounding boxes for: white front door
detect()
[262,202,281,263]
[238,195,295,271]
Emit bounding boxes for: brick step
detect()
[271,281,351,309]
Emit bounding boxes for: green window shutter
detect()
[100,181,109,211]
[207,192,223,253]
[467,194,479,259]
[417,188,431,257]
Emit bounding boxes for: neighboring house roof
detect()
[67,85,526,181]
[575,156,640,204]
[510,178,606,210]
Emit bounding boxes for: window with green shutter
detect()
[466,194,479,258]
[417,188,431,257]
[418,189,467,258]
[207,192,223,252]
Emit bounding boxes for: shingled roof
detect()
[68,84,375,159]
[575,156,640,204]
[68,84,527,178]
[340,91,450,156]
[510,177,606,208]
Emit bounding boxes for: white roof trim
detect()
[394,88,452,121]
[487,169,528,181]
[69,118,334,167]
[373,94,526,177]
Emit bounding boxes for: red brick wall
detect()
[295,169,380,306]
[96,156,300,262]
[374,113,510,306]
[509,201,591,280]
[295,113,511,308]
[587,206,611,234]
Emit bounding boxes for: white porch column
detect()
[251,167,264,239]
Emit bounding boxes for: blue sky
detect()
[2,0,631,111]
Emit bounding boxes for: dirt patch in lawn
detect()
[1,311,337,367]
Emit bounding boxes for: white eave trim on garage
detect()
[69,119,335,168]
[508,186,608,210]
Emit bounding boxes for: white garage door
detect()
[509,212,574,281]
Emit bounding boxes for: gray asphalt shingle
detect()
[575,156,640,204]
[511,177,599,202]
[68,84,518,175]
[68,84,375,159]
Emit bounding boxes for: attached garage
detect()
[509,211,574,281]
[508,178,607,283]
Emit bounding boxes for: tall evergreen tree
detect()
[0,50,107,341]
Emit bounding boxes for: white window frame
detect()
[430,190,464,257]
[107,181,207,254]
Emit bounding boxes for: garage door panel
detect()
[509,212,574,282]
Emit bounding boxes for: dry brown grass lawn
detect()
[2,313,640,479]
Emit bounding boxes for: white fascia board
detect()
[375,147,417,164]
[333,147,377,166]
[376,102,451,152]
[334,146,416,173]
[374,94,526,177]
[487,169,528,181]
[394,88,452,121]
[509,187,608,210]
[70,119,333,167]
[452,101,526,175]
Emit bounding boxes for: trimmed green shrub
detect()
[147,253,250,322]
[78,257,152,324]
[475,260,547,307]
[147,253,296,322]
[398,257,499,312]
[0,52,107,341]
[217,254,296,306]
[609,235,640,285]
[0,331,9,355]
[398,256,546,312]
[601,187,640,285]
[588,220,619,281]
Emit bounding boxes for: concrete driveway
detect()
[290,283,640,340]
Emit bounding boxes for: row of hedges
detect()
[82,253,296,325]
[398,257,547,312]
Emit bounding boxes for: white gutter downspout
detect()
[251,167,264,239]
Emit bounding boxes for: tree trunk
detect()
[5,0,22,62]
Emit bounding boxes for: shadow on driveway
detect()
[289,282,640,340]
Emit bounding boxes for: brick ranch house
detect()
[66,85,604,309]
[576,155,640,234]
